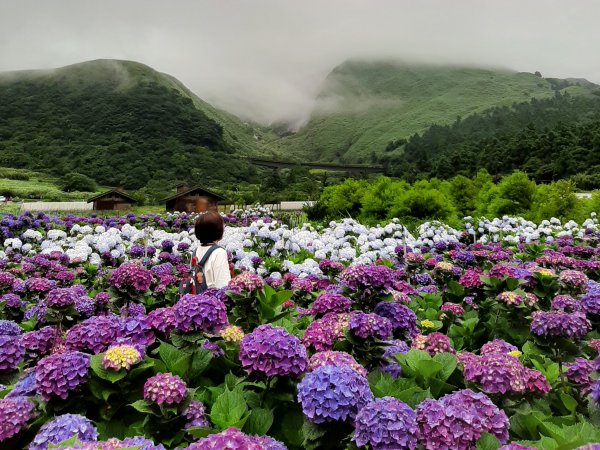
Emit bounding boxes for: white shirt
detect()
[195,245,231,289]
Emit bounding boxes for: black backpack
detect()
[178,245,221,295]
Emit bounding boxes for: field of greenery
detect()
[308,170,600,229]
[1,208,600,449]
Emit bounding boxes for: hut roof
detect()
[87,189,137,203]
[163,185,225,202]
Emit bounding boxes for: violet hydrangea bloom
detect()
[0,319,22,336]
[353,397,418,450]
[480,339,518,356]
[374,302,417,339]
[66,316,121,354]
[183,400,210,429]
[29,414,98,450]
[186,427,265,450]
[45,287,81,308]
[558,270,589,290]
[380,340,410,379]
[349,311,393,340]
[297,364,373,424]
[530,311,591,340]
[302,312,349,352]
[239,324,308,377]
[227,272,265,293]
[412,332,455,355]
[565,357,594,393]
[6,373,37,398]
[0,396,34,442]
[143,372,187,405]
[173,294,228,334]
[340,265,397,298]
[22,326,60,358]
[308,351,367,377]
[35,351,90,400]
[462,353,528,394]
[310,293,352,316]
[108,262,153,293]
[147,307,177,335]
[0,334,24,372]
[416,389,509,450]
[551,295,579,312]
[441,302,465,317]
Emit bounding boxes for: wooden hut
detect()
[164,185,224,213]
[87,189,136,211]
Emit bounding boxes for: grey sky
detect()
[1,0,599,126]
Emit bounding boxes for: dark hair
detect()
[194,211,224,245]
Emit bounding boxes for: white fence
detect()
[19,202,93,212]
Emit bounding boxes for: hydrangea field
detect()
[2,208,600,449]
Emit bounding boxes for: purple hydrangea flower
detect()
[6,373,37,398]
[559,270,589,290]
[416,389,509,450]
[581,282,600,315]
[108,263,153,293]
[349,311,393,340]
[373,302,417,339]
[319,259,345,275]
[297,364,373,424]
[240,324,308,377]
[119,316,155,350]
[186,427,264,450]
[66,316,121,354]
[551,295,579,312]
[302,313,349,352]
[412,332,454,355]
[565,357,594,392]
[25,277,56,294]
[480,339,518,356]
[45,287,81,308]
[22,326,60,358]
[0,293,24,309]
[35,351,90,400]
[530,311,590,340]
[308,351,367,377]
[0,320,22,336]
[29,414,97,450]
[147,307,177,335]
[290,277,313,293]
[143,372,187,405]
[462,353,528,394]
[184,400,210,429]
[227,272,265,293]
[173,294,228,333]
[441,303,465,316]
[0,396,34,442]
[0,334,24,371]
[340,265,397,298]
[380,340,410,378]
[353,397,418,450]
[311,293,352,316]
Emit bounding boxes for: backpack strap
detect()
[197,245,222,267]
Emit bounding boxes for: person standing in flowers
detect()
[194,211,231,289]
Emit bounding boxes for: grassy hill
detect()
[0,59,270,190]
[275,60,600,163]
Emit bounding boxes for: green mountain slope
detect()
[276,60,599,163]
[0,59,266,189]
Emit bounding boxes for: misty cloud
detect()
[1,0,599,126]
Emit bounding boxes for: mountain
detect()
[274,60,600,163]
[0,59,271,190]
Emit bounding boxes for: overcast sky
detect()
[1,0,599,125]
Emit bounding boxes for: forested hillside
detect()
[0,60,261,190]
[275,61,599,163]
[381,92,600,185]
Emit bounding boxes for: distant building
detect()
[87,188,136,211]
[164,184,225,213]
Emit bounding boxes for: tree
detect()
[60,172,97,192]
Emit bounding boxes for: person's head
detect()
[194,211,224,245]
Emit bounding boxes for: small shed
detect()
[87,189,136,211]
[164,185,225,213]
